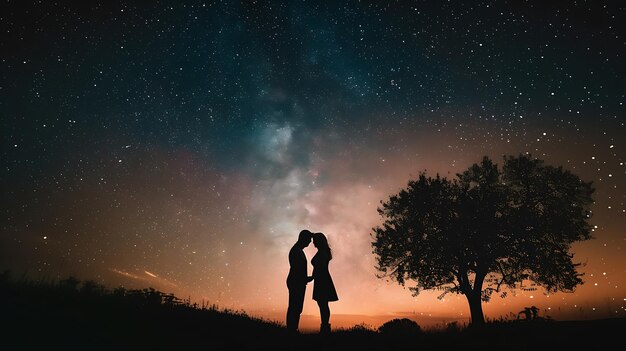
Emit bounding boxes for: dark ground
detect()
[1,274,623,350]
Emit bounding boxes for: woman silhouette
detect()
[310,232,338,335]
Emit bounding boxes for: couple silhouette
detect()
[286,229,338,335]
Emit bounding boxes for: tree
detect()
[371,154,594,325]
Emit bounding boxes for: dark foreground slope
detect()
[1,274,623,350]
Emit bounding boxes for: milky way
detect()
[1,1,624,329]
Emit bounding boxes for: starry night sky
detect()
[1,1,625,329]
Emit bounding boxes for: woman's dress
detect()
[311,252,338,302]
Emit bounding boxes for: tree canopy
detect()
[371,154,595,325]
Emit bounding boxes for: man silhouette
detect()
[286,229,314,333]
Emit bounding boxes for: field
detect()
[2,273,622,350]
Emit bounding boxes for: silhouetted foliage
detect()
[516,305,548,321]
[445,321,461,333]
[59,276,81,292]
[372,154,595,325]
[80,280,106,296]
[378,318,422,336]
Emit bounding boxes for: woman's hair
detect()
[313,232,332,260]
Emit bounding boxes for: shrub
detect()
[378,318,422,336]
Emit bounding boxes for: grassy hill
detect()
[1,271,623,350]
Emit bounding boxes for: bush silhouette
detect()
[378,318,422,336]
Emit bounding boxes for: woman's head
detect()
[313,232,332,259]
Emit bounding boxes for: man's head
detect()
[297,229,313,247]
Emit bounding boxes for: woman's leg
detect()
[317,300,330,325]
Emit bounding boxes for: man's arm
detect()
[288,248,296,268]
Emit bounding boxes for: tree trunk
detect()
[466,290,485,326]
